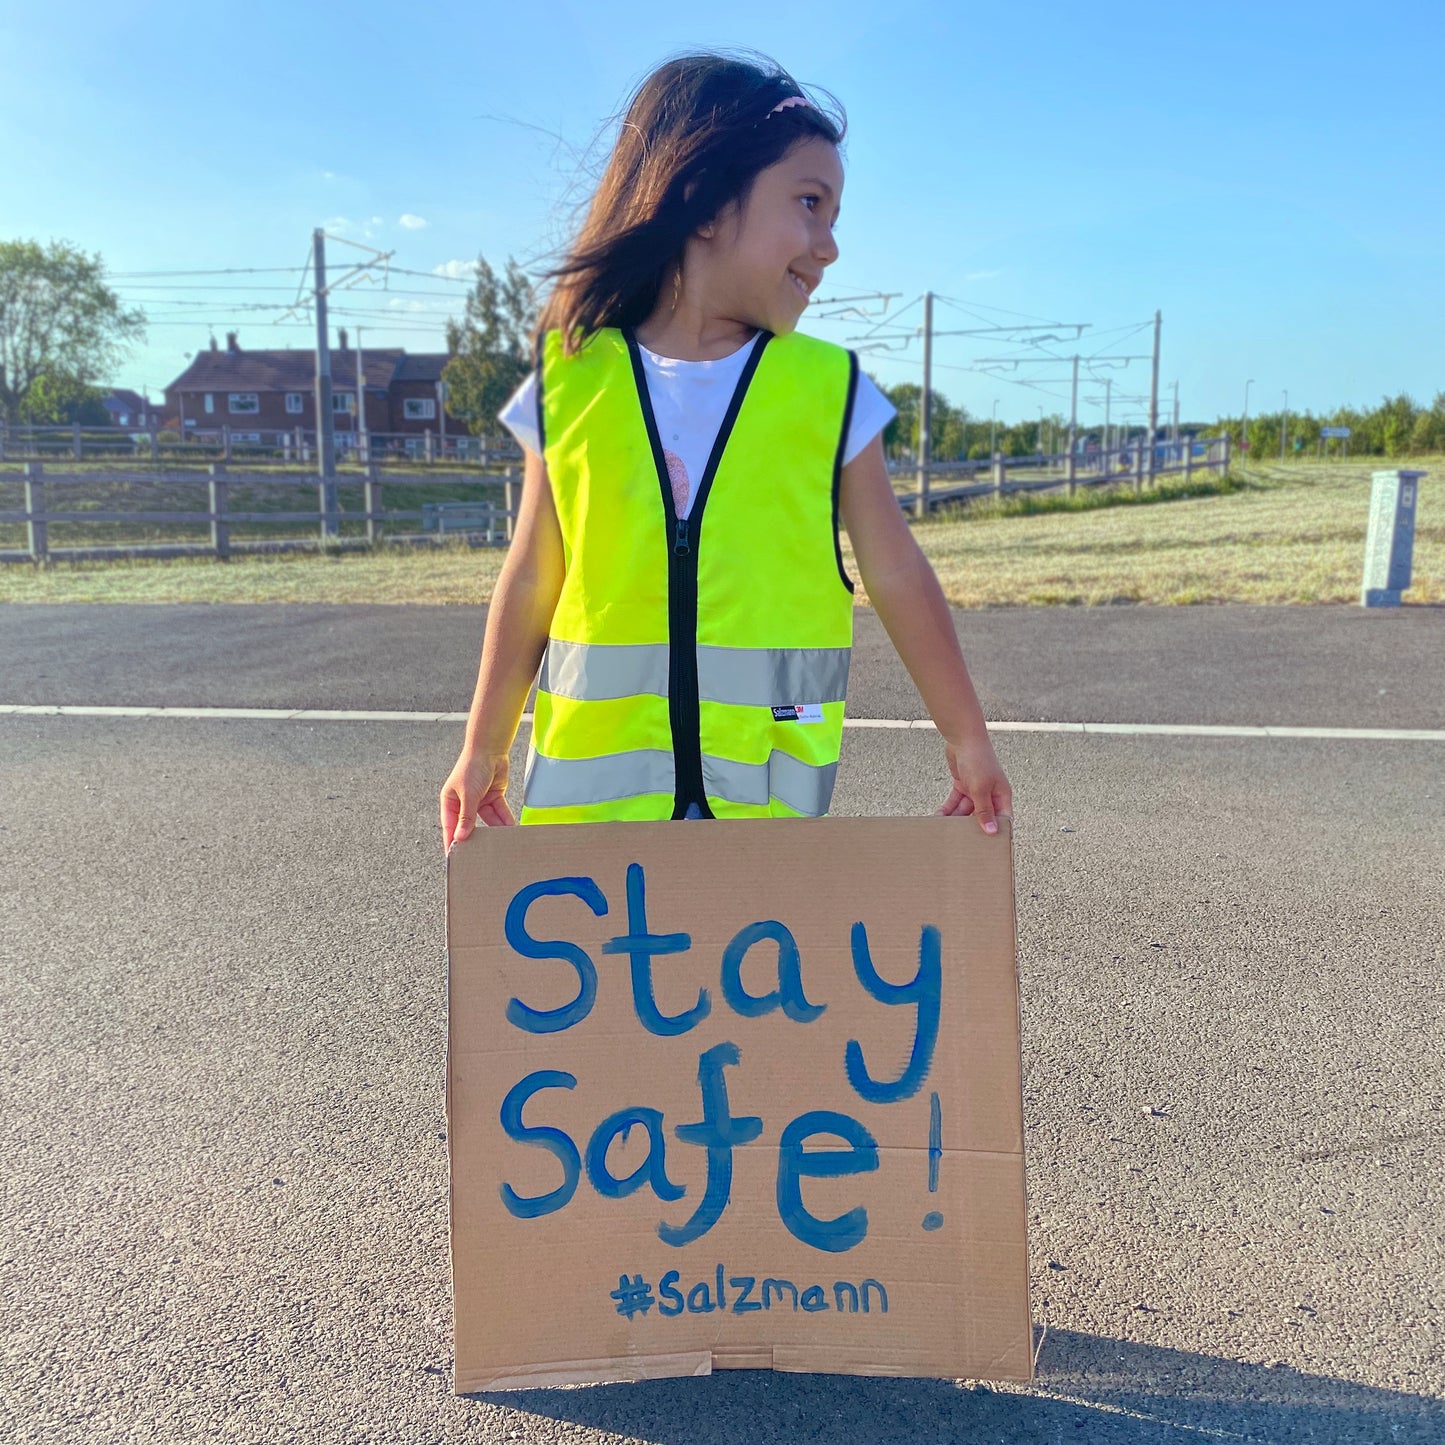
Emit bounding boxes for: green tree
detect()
[0,239,144,424]
[1408,396,1445,455]
[21,370,111,425]
[1378,392,1418,458]
[881,382,960,459]
[442,255,539,436]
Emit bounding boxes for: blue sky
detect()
[4,0,1440,426]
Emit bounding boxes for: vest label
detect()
[772,704,825,724]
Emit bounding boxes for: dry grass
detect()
[863,458,1443,606]
[0,457,1438,607]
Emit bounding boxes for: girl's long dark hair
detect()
[533,51,845,358]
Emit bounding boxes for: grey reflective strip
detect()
[768,751,838,816]
[539,640,670,701]
[701,755,769,807]
[524,748,676,808]
[537,640,850,707]
[702,751,838,817]
[698,646,851,707]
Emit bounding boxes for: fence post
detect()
[504,469,519,541]
[1133,441,1145,495]
[364,461,380,545]
[73,421,83,460]
[424,428,435,463]
[0,422,6,461]
[318,479,331,542]
[1065,442,1077,497]
[223,425,232,462]
[209,463,230,560]
[991,451,1005,497]
[149,425,159,461]
[1183,437,1194,484]
[23,462,47,562]
[1220,434,1231,477]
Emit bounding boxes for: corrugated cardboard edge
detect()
[1006,818,1036,1383]
[456,1350,713,1394]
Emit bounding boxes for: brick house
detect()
[161,331,456,447]
[101,389,163,431]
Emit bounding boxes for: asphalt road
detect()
[2,603,1442,1444]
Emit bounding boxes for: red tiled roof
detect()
[391,353,451,384]
[164,348,405,392]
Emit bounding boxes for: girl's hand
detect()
[938,735,1013,834]
[440,749,515,851]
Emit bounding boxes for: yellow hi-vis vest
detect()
[520,324,860,824]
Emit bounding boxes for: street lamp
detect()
[990,399,999,456]
[1280,388,1288,461]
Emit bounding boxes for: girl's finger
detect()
[452,792,477,844]
[974,797,998,834]
[480,793,517,827]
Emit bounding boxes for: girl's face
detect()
[705,136,843,336]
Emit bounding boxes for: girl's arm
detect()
[441,445,565,847]
[839,433,1012,831]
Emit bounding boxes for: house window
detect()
[404,397,437,421]
[204,393,215,414]
[332,391,354,414]
[286,393,304,414]
[231,432,261,443]
[228,393,259,414]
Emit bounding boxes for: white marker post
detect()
[1361,470,1424,607]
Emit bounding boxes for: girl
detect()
[440,51,1011,846]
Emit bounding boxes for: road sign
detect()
[1321,426,1352,439]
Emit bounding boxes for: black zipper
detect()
[623,326,772,819]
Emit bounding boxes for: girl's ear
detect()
[682,176,712,238]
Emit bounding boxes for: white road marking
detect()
[1,703,1442,741]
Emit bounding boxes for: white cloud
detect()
[322,215,353,233]
[964,269,1002,282]
[433,258,478,281]
[399,213,429,230]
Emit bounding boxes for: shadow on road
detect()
[474,1329,1441,1443]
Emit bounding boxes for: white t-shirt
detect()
[497,330,896,519]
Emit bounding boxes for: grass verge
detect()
[0,458,1438,607]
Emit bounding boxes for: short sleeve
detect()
[842,370,896,466]
[498,368,541,456]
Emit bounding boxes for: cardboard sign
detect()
[445,816,1030,1392]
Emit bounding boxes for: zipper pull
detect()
[674,518,691,556]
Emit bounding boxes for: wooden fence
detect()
[0,463,520,563]
[0,421,522,467]
[1,436,1231,564]
[897,436,1232,515]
